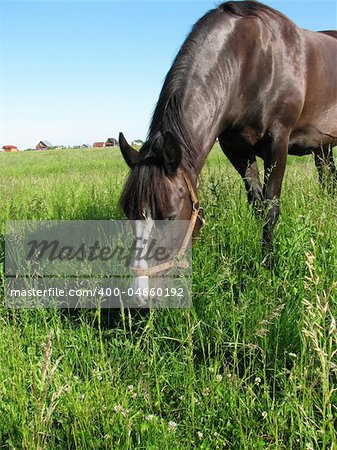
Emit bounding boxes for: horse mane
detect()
[146,8,219,175]
[218,0,288,20]
[120,158,171,219]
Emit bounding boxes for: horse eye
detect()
[168,215,176,221]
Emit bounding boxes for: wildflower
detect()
[168,421,177,431]
[254,377,261,385]
[197,431,203,438]
[203,387,210,396]
[214,432,220,438]
[208,367,215,373]
[215,374,223,383]
[80,393,86,400]
[145,414,155,422]
[131,392,138,399]
[113,404,123,413]
[127,385,134,392]
[262,411,267,419]
[93,368,103,381]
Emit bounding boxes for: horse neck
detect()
[151,43,238,175]
[178,87,230,175]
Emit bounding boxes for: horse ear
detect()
[162,131,182,175]
[119,132,140,168]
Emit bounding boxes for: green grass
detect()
[0,146,336,449]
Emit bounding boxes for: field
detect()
[0,145,336,449]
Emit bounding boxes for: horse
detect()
[119,1,337,267]
[301,30,337,189]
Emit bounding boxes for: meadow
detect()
[0,145,336,449]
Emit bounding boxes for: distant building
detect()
[132,139,143,147]
[93,142,105,148]
[105,138,118,147]
[2,145,18,152]
[81,144,90,148]
[36,140,53,150]
[93,139,118,148]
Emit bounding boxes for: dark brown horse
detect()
[119,1,337,254]
[303,30,337,188]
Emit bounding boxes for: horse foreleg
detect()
[262,127,289,254]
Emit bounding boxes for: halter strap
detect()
[182,171,199,207]
[131,171,201,277]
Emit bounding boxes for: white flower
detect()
[262,411,267,419]
[145,414,155,422]
[168,421,177,431]
[215,374,223,383]
[254,377,261,385]
[127,385,134,392]
[121,408,130,418]
[113,404,123,413]
[197,431,203,438]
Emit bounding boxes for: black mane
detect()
[218,0,287,19]
[120,161,170,219]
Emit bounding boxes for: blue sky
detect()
[0,0,336,149]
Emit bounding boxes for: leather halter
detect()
[131,172,202,277]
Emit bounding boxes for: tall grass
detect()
[0,146,336,449]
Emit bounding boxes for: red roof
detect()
[93,142,105,147]
[2,145,18,150]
